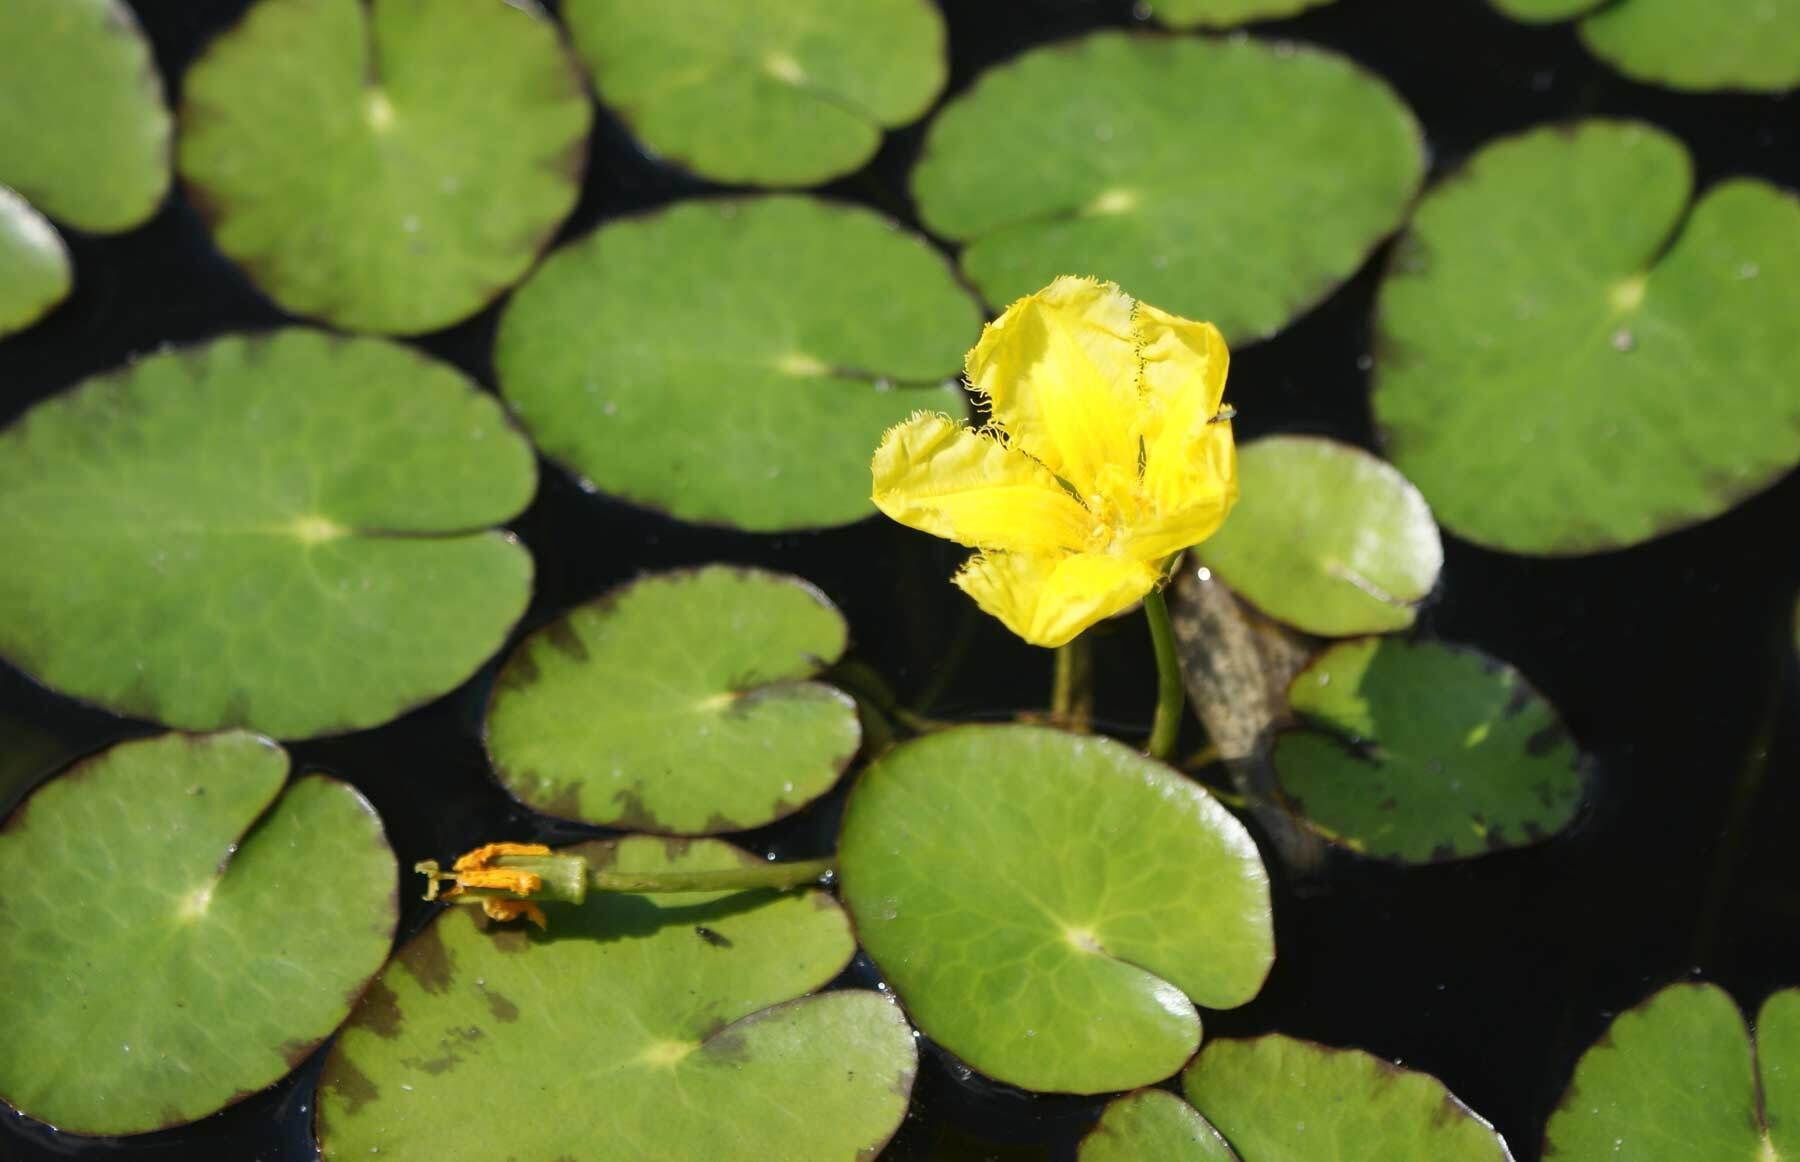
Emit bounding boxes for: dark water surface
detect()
[3,0,1798,1158]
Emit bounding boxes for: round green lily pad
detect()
[1543,983,1800,1160]
[1274,637,1584,862]
[0,186,70,338]
[562,0,946,186]
[838,724,1274,1094]
[1492,0,1800,92]
[911,31,1424,343]
[485,566,860,834]
[0,0,170,233]
[1081,1090,1240,1162]
[1581,1,1800,92]
[0,329,536,739]
[1183,1035,1513,1161]
[1147,0,1336,29]
[0,731,397,1136]
[495,195,977,531]
[317,836,915,1161]
[177,0,591,335]
[1373,120,1800,556]
[1193,436,1442,636]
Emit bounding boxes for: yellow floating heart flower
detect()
[871,276,1237,648]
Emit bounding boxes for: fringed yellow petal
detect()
[1125,422,1238,562]
[965,276,1139,495]
[871,411,1095,555]
[1136,303,1229,424]
[953,551,1161,649]
[1137,305,1232,512]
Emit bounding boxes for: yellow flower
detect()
[871,276,1237,648]
[416,841,553,928]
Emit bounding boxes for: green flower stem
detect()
[420,851,839,910]
[586,857,837,894]
[1143,587,1184,761]
[1050,635,1092,730]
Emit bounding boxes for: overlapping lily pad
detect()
[838,724,1274,1094]
[1194,436,1442,636]
[177,0,591,334]
[495,196,977,531]
[911,31,1424,342]
[1374,121,1800,555]
[318,836,915,1161]
[0,329,536,738]
[0,731,397,1135]
[0,187,70,339]
[485,566,859,833]
[1543,983,1800,1159]
[1081,1090,1240,1162]
[0,0,171,233]
[1491,0,1800,92]
[562,0,946,186]
[1184,1035,1515,1160]
[1274,637,1584,862]
[1148,0,1337,28]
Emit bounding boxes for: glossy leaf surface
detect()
[486,566,859,834]
[0,0,170,232]
[0,330,536,738]
[1194,436,1441,636]
[0,187,70,339]
[178,0,590,334]
[1374,121,1800,555]
[1184,1035,1514,1161]
[318,837,914,1161]
[839,724,1274,1094]
[1081,1090,1240,1162]
[563,0,945,185]
[912,31,1424,343]
[496,196,977,531]
[1542,983,1800,1160]
[1276,637,1584,861]
[0,732,396,1135]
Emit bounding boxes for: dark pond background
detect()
[3,0,1798,1158]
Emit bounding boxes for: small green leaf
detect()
[0,0,170,233]
[0,329,536,739]
[1542,982,1800,1160]
[1184,1035,1513,1161]
[838,724,1273,1094]
[1081,1090,1241,1162]
[0,732,397,1135]
[485,566,860,834]
[495,196,979,531]
[911,31,1424,343]
[1580,1,1800,92]
[562,0,946,186]
[0,186,70,339]
[318,837,915,1161]
[1492,0,1800,91]
[1146,0,1337,29]
[1194,436,1442,636]
[1275,637,1584,862]
[1374,121,1800,555]
[177,0,590,334]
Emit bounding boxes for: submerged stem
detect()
[1050,635,1093,731]
[1143,587,1184,761]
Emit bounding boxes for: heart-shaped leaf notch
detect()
[838,724,1274,1094]
[317,836,916,1160]
[485,565,861,834]
[1273,636,1586,862]
[0,732,397,1136]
